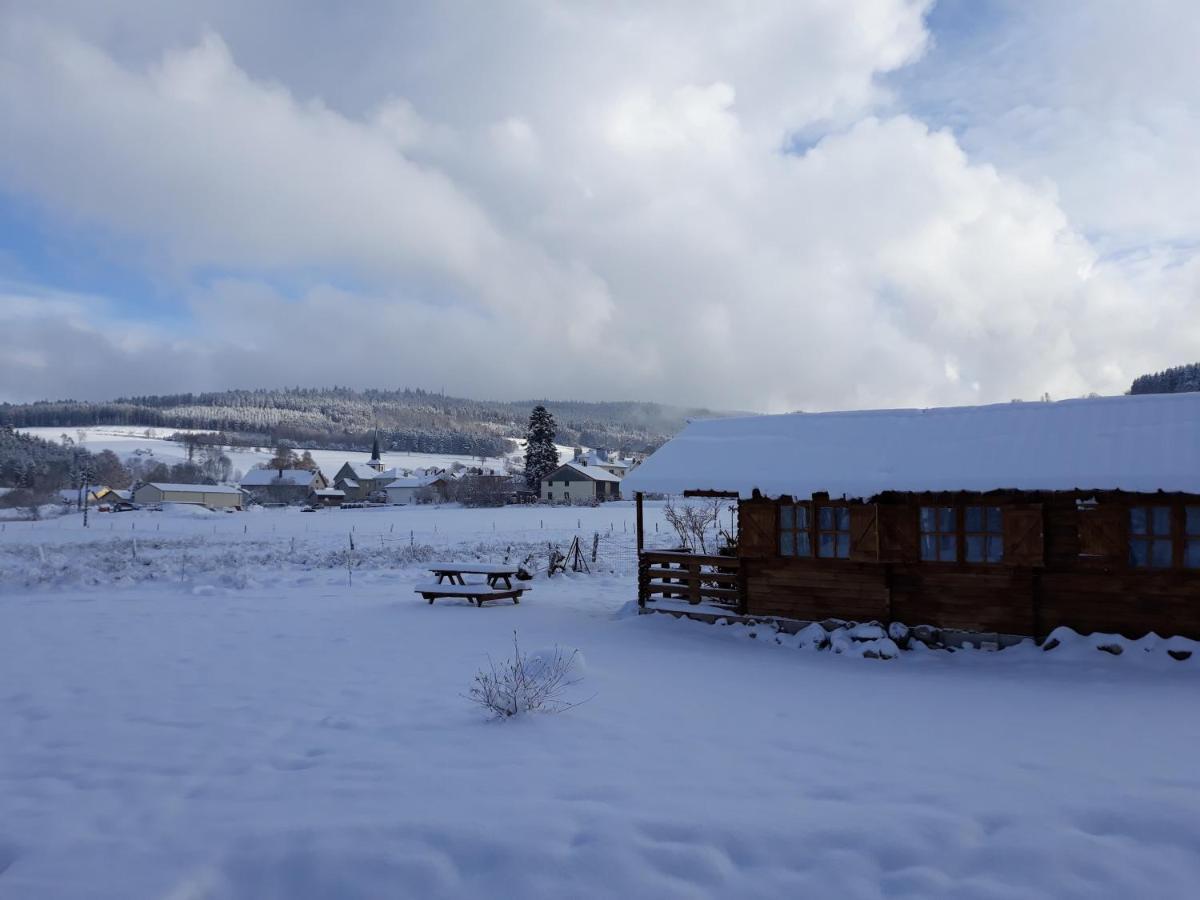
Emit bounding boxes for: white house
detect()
[132,483,243,509]
[385,476,423,505]
[541,462,621,503]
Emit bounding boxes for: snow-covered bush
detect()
[468,632,584,719]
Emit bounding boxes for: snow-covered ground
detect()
[17,425,577,478]
[2,504,1198,899]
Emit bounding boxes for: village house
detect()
[573,448,639,479]
[308,488,345,507]
[541,461,622,503]
[623,393,1200,641]
[333,463,399,502]
[132,482,244,510]
[416,472,456,504]
[333,434,396,501]
[385,476,422,505]
[240,468,328,505]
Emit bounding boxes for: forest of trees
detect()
[0,387,723,456]
[1130,363,1200,395]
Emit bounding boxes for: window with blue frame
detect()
[817,506,850,559]
[964,506,1004,563]
[1129,506,1172,568]
[919,506,956,562]
[1186,507,1200,569]
[778,503,812,557]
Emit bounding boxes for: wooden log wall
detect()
[736,491,1200,639]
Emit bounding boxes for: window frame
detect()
[963,505,1004,564]
[1187,506,1200,570]
[815,503,851,560]
[1128,503,1174,569]
[919,504,959,564]
[777,501,813,559]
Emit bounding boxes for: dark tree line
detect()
[0,386,721,456]
[1130,363,1200,396]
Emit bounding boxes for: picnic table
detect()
[417,563,530,606]
[427,563,522,590]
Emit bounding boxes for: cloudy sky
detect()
[1,1,1197,411]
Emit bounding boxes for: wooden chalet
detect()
[622,393,1200,641]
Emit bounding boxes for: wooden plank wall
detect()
[739,492,1200,639]
[743,559,888,622]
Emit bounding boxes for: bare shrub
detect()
[662,496,732,553]
[468,632,584,719]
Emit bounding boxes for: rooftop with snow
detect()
[622,392,1200,499]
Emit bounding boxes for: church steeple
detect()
[369,428,383,471]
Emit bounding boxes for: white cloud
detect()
[0,2,1196,411]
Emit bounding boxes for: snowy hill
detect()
[2,387,734,457]
[16,425,575,479]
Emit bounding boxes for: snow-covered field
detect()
[16,425,576,477]
[2,504,1198,899]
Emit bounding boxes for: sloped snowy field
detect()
[2,505,1198,899]
[16,425,576,477]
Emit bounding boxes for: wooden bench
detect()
[413,582,531,606]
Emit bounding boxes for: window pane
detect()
[797,506,809,529]
[965,507,983,532]
[796,532,812,557]
[921,534,938,561]
[938,507,955,532]
[835,534,849,559]
[1130,507,1147,535]
[819,532,836,558]
[1188,507,1200,536]
[986,507,1003,534]
[819,507,834,530]
[965,535,984,562]
[1130,539,1149,567]
[986,537,1004,564]
[1186,540,1200,569]
[836,508,850,532]
[939,534,955,560]
[919,507,937,533]
[779,531,795,557]
[1152,507,1171,536]
[1151,539,1172,568]
[780,506,795,529]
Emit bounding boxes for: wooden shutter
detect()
[878,505,918,563]
[737,499,777,558]
[1077,504,1124,560]
[848,504,880,561]
[1003,505,1044,566]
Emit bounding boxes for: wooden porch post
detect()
[635,491,645,553]
[636,492,647,607]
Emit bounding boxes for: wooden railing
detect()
[638,550,743,611]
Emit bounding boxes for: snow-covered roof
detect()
[313,488,345,496]
[338,478,359,489]
[143,483,243,494]
[342,462,388,480]
[386,477,422,489]
[240,468,320,487]
[622,393,1200,499]
[578,452,630,469]
[554,462,622,483]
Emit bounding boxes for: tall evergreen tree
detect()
[523,405,559,492]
